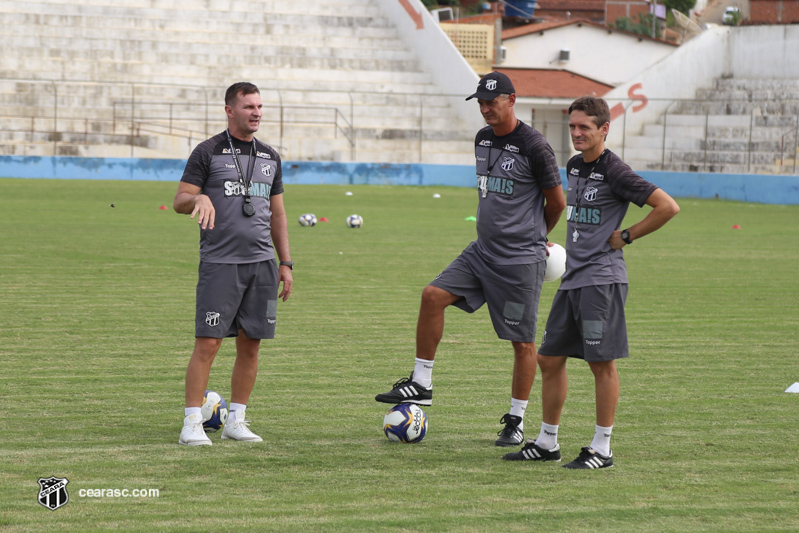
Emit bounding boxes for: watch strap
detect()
[621,229,633,244]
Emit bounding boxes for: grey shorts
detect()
[195,260,279,340]
[538,284,629,362]
[429,242,545,343]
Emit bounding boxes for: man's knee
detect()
[512,341,535,359]
[538,354,566,373]
[588,360,616,376]
[421,285,456,309]
[194,337,223,360]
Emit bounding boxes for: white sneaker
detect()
[221,412,263,442]
[179,413,212,446]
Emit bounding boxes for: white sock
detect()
[228,403,247,423]
[536,422,559,450]
[509,398,528,430]
[590,425,613,456]
[184,407,202,420]
[413,358,434,389]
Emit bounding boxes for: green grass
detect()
[1,178,798,532]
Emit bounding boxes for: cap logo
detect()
[486,79,497,91]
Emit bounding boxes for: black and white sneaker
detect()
[562,447,614,469]
[495,414,524,447]
[375,373,432,406]
[502,440,561,461]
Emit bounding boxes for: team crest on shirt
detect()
[261,163,272,177]
[584,186,598,202]
[501,157,515,171]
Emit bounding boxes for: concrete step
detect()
[714,78,799,92]
[0,10,397,36]
[672,100,799,116]
[1,34,414,61]
[624,136,701,151]
[3,46,420,74]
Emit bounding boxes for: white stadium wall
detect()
[502,24,676,87]
[603,25,799,147]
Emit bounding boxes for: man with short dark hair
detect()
[504,96,679,467]
[375,72,566,447]
[174,82,293,446]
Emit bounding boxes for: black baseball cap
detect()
[465,71,516,101]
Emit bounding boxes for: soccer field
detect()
[1,178,798,532]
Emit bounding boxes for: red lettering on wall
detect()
[629,83,648,112]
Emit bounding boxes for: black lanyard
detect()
[479,120,519,198]
[574,149,606,213]
[225,130,257,216]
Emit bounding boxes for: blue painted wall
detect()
[1,155,797,205]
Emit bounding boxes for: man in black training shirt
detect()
[504,96,679,468]
[376,72,566,447]
[174,82,293,446]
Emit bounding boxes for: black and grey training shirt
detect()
[560,149,657,289]
[181,131,283,264]
[473,121,561,265]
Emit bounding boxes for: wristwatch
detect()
[621,229,633,245]
[279,260,294,270]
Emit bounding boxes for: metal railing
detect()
[3,78,796,173]
[530,98,799,175]
[0,78,359,160]
[110,101,354,157]
[0,78,480,163]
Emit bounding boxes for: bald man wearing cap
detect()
[375,72,566,447]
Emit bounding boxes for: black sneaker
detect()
[503,440,561,461]
[495,414,524,447]
[562,447,614,469]
[374,373,432,406]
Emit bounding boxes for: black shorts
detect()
[194,260,279,340]
[429,242,545,343]
[538,284,629,362]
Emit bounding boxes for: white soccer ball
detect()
[346,214,363,228]
[544,243,567,282]
[383,404,427,444]
[298,213,317,227]
[201,390,229,433]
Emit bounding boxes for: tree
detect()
[612,13,662,39]
[662,0,697,16]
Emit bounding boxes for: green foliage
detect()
[663,0,697,16]
[2,179,799,531]
[724,9,743,25]
[612,13,662,39]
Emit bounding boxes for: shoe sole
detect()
[503,455,562,462]
[495,439,524,447]
[375,396,432,406]
[221,434,263,442]
[178,439,212,446]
